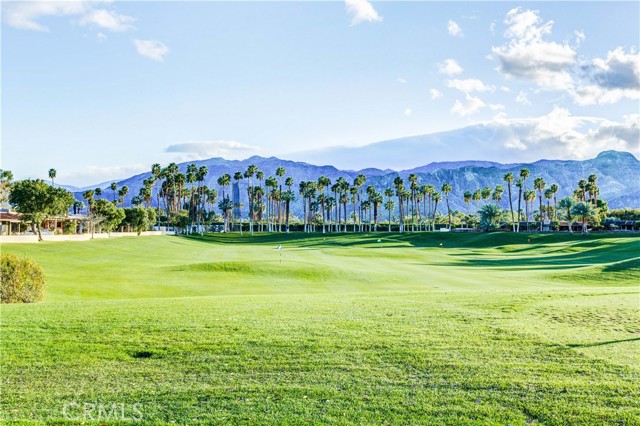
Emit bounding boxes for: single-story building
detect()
[0,210,22,235]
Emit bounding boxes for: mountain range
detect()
[67,150,640,215]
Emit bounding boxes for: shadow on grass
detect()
[180,233,640,271]
[567,337,640,348]
[603,257,640,273]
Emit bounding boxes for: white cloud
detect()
[483,107,638,160]
[574,30,586,46]
[447,20,463,37]
[491,8,576,91]
[516,91,531,105]
[589,114,640,151]
[3,1,134,33]
[446,78,495,93]
[438,59,463,75]
[3,1,90,31]
[451,94,487,116]
[165,140,261,160]
[404,108,412,117]
[133,39,170,62]
[97,32,108,42]
[574,47,640,105]
[430,89,443,100]
[78,9,135,32]
[345,0,382,25]
[289,109,638,169]
[396,78,407,84]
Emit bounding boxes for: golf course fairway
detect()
[1,232,639,425]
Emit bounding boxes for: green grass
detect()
[1,232,639,425]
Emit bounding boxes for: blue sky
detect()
[2,1,639,185]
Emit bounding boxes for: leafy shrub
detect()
[1,253,46,303]
[63,221,77,234]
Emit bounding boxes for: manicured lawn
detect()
[1,232,639,425]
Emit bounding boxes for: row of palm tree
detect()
[70,161,607,234]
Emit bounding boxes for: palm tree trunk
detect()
[516,188,522,232]
[432,201,438,231]
[343,202,347,232]
[446,195,451,230]
[285,200,290,233]
[507,184,515,232]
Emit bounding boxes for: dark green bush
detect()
[1,253,46,303]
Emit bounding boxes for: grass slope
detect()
[1,233,639,425]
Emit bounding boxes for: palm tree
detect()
[571,202,597,234]
[503,172,516,231]
[419,185,429,231]
[556,196,572,222]
[408,174,418,231]
[393,176,405,233]
[273,166,285,231]
[206,187,218,219]
[472,190,482,213]
[118,186,129,207]
[463,190,473,214]
[217,174,231,231]
[317,176,331,233]
[463,191,473,228]
[244,165,258,235]
[384,188,394,231]
[196,166,209,231]
[533,177,546,231]
[549,183,559,221]
[256,170,265,231]
[353,174,367,232]
[233,171,243,234]
[349,185,357,232]
[492,185,504,204]
[298,181,313,232]
[588,174,598,206]
[481,187,491,205]
[218,197,233,232]
[523,190,535,230]
[479,204,502,231]
[441,182,452,230]
[431,192,442,231]
[110,182,118,203]
[577,179,587,202]
[265,176,277,232]
[281,189,295,233]
[139,186,152,208]
[384,199,395,232]
[515,178,523,232]
[82,189,95,238]
[186,164,197,229]
[48,168,57,187]
[544,188,554,227]
[520,168,530,229]
[371,191,382,232]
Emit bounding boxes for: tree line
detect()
[0,164,630,239]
